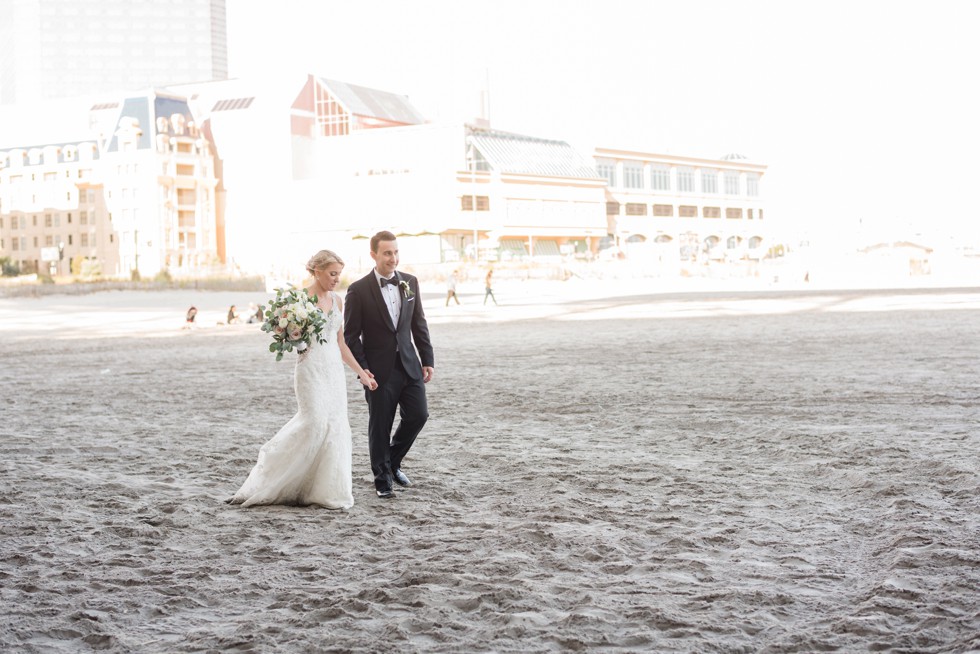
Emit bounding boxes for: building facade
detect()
[595,148,769,269]
[0,0,227,105]
[1,73,770,281]
[0,90,220,278]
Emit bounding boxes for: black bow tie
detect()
[380,277,398,288]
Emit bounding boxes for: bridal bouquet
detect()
[261,287,328,361]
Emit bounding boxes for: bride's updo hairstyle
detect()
[306,250,344,275]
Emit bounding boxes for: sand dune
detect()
[1,285,978,652]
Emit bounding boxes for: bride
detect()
[227,250,377,509]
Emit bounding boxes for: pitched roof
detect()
[468,129,600,179]
[318,78,425,125]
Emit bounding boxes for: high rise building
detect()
[0,0,227,105]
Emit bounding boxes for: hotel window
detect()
[33,237,39,247]
[625,203,647,216]
[746,174,759,197]
[80,234,89,247]
[45,235,53,246]
[54,215,60,227]
[724,172,740,195]
[596,160,616,187]
[623,162,644,189]
[80,211,88,225]
[653,204,674,217]
[679,205,698,218]
[704,206,721,218]
[461,196,490,211]
[650,165,670,191]
[677,167,695,193]
[747,209,754,220]
[759,209,764,220]
[726,208,742,219]
[12,238,18,251]
[606,201,621,216]
[700,169,718,194]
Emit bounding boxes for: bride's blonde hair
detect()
[306,250,344,275]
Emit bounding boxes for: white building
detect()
[0,90,220,278]
[595,148,769,271]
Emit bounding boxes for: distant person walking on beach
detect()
[483,268,498,306]
[446,270,461,306]
[227,249,377,510]
[344,231,434,499]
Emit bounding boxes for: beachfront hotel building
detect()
[1,72,769,280]
[0,0,228,105]
[595,149,769,270]
[0,90,220,278]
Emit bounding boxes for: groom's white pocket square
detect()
[407,297,415,302]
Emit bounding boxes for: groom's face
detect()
[371,239,399,277]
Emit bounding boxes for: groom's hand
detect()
[422,366,434,383]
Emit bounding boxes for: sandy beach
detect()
[1,283,979,652]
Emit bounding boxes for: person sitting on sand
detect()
[227,305,239,324]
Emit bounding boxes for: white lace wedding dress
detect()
[229,293,354,509]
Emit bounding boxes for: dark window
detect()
[625,203,647,216]
[703,206,721,219]
[653,204,673,217]
[606,201,621,216]
[726,208,742,219]
[679,205,698,218]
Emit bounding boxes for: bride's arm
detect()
[335,295,377,390]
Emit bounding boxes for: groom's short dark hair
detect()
[371,230,397,253]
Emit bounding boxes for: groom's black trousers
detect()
[365,356,428,491]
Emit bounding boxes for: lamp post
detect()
[466,141,478,264]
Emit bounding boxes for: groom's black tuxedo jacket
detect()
[344,271,434,386]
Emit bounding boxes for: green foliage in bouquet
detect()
[261,286,328,361]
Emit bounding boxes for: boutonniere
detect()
[398,280,414,299]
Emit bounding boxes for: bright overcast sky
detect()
[227,0,980,245]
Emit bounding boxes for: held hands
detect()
[359,369,378,391]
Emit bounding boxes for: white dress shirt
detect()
[374,270,400,328]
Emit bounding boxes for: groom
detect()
[344,231,435,499]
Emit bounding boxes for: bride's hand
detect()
[359,370,378,391]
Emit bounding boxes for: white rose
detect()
[278,317,289,328]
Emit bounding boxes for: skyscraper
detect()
[0,0,228,105]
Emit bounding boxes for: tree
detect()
[0,256,21,277]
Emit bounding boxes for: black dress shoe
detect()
[393,469,412,487]
[376,489,395,499]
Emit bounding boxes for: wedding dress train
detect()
[229,293,354,509]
